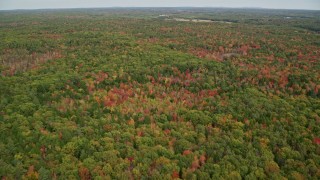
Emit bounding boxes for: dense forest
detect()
[0,8,320,179]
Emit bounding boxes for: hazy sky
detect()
[1,0,319,10]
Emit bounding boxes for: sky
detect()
[0,0,319,10]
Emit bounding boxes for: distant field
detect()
[0,8,319,179]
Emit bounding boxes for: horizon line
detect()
[1,6,320,11]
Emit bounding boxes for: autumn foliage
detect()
[0,8,319,180]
